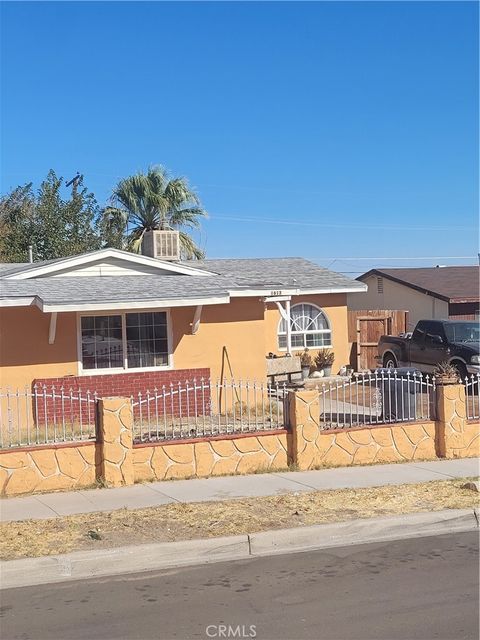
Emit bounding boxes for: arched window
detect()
[278,303,332,350]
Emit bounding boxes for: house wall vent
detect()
[142,230,180,261]
[377,277,384,294]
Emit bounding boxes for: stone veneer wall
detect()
[288,388,478,471]
[294,420,436,469]
[1,385,478,497]
[0,442,97,496]
[436,383,479,459]
[133,431,289,481]
[289,390,438,470]
[98,397,135,487]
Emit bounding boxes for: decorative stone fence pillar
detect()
[288,390,321,470]
[435,383,479,459]
[97,397,135,487]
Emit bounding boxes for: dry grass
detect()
[1,477,478,561]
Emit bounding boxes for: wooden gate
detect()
[348,310,408,371]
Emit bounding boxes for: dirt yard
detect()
[1,477,478,561]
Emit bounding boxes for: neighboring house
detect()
[348,266,480,330]
[0,234,366,394]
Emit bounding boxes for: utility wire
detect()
[305,256,477,261]
[208,214,476,232]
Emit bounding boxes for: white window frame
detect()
[76,309,173,375]
[277,303,332,352]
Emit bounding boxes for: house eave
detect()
[0,297,39,308]
[449,297,480,304]
[229,285,367,298]
[358,269,452,302]
[39,295,231,313]
[0,285,366,310]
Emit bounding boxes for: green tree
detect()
[99,166,207,259]
[0,171,102,262]
[0,183,36,262]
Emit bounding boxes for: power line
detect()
[206,256,477,263]
[307,256,477,261]
[209,214,476,232]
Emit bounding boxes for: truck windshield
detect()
[444,322,480,343]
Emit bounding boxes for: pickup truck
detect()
[378,319,480,379]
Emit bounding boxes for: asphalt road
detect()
[1,532,478,640]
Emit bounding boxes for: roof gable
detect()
[359,266,480,302]
[3,249,215,280]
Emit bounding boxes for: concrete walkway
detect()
[1,458,478,523]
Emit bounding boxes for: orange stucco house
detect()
[0,236,366,395]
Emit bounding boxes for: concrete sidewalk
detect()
[1,458,478,523]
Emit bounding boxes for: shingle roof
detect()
[0,252,365,308]
[359,266,480,302]
[181,257,365,290]
[0,263,30,276]
[0,276,233,305]
[0,255,70,277]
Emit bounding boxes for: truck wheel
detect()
[383,354,397,369]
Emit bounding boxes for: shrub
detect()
[433,361,459,380]
[300,348,313,367]
[315,349,335,368]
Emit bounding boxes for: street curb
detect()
[1,509,478,590]
[248,509,478,557]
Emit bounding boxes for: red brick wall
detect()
[33,368,211,424]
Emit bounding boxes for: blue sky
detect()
[1,1,478,274]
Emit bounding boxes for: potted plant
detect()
[300,348,313,379]
[433,361,460,385]
[314,349,335,377]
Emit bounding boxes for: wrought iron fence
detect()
[465,374,480,420]
[318,371,436,430]
[0,385,97,449]
[132,379,289,443]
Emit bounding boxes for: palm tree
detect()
[100,166,207,259]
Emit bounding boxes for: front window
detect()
[126,313,168,368]
[81,312,169,371]
[278,303,332,350]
